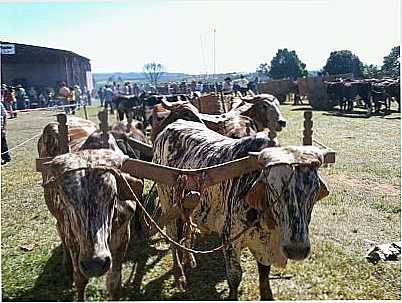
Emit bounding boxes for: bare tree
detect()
[143,62,165,85]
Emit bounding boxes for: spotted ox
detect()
[153,118,329,300]
[152,93,286,142]
[42,149,142,301]
[38,118,144,300]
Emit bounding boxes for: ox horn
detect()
[161,97,173,110]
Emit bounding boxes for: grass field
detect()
[1,101,401,301]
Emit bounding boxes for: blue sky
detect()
[0,0,400,74]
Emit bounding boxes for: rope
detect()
[1,133,41,155]
[120,173,257,255]
[41,164,258,255]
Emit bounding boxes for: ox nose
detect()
[80,255,111,277]
[282,243,310,260]
[278,120,287,128]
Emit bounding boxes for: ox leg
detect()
[257,262,273,300]
[223,245,242,300]
[107,257,123,300]
[173,218,187,289]
[73,270,88,301]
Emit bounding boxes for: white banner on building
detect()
[1,44,16,55]
[86,71,94,91]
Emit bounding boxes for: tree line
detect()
[257,46,400,80]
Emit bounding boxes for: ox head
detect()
[245,146,329,260]
[44,149,142,278]
[240,94,287,132]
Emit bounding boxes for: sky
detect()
[0,0,400,74]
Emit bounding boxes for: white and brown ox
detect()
[38,117,143,300]
[153,115,330,300]
[152,93,286,141]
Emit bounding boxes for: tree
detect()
[268,48,308,80]
[323,50,363,78]
[362,64,382,79]
[143,62,165,85]
[382,46,400,78]
[256,63,270,78]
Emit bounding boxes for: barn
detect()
[0,42,93,90]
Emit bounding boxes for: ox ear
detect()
[116,173,144,202]
[316,177,329,202]
[245,181,266,210]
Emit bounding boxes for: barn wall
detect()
[2,62,66,88]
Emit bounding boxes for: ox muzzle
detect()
[79,252,112,278]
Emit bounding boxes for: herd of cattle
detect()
[36,92,333,300]
[325,78,400,114]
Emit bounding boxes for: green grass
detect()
[1,101,400,300]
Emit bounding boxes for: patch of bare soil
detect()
[326,173,400,196]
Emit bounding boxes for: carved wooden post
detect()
[83,104,88,120]
[127,111,133,132]
[57,113,69,154]
[303,111,313,146]
[98,110,109,148]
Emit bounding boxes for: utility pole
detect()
[213,28,216,81]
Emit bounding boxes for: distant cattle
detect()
[153,113,330,300]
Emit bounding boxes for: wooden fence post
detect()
[127,111,133,132]
[98,110,109,148]
[303,111,313,146]
[57,113,69,154]
[83,104,88,120]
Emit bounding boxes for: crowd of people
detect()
[0,81,93,165]
[0,82,93,118]
[96,75,259,107]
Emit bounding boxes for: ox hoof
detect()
[178,276,187,290]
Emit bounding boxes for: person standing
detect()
[98,86,105,107]
[1,101,11,165]
[15,84,28,110]
[58,82,71,113]
[237,75,249,97]
[104,85,114,114]
[66,87,76,114]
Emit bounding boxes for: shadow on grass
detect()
[3,245,74,302]
[123,232,227,300]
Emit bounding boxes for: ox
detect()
[42,149,142,301]
[153,93,286,141]
[38,118,143,300]
[153,117,329,300]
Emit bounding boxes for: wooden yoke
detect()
[57,114,70,154]
[98,110,109,148]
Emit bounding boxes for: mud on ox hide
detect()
[42,149,143,301]
[153,119,329,300]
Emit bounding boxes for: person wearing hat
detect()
[223,77,233,94]
[1,100,11,165]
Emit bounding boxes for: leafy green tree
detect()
[362,64,382,79]
[382,46,400,78]
[268,48,307,80]
[323,50,363,78]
